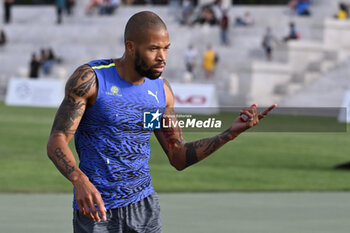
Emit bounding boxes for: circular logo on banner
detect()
[16,83,31,99]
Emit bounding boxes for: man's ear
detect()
[125,40,135,55]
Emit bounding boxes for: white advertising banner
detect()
[5,78,64,108]
[171,83,219,114]
[338,91,350,123]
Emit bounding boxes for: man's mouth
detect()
[152,65,165,73]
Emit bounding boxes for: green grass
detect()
[1,102,350,193]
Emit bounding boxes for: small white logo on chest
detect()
[148,90,159,103]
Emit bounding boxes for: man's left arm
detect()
[154,78,276,171]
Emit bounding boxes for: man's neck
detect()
[114,56,145,85]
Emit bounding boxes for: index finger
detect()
[258,104,277,119]
[94,195,107,221]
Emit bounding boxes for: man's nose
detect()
[157,49,166,62]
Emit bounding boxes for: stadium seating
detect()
[0,0,349,107]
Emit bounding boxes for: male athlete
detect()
[47,11,276,233]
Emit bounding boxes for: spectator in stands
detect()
[335,3,348,20]
[42,48,57,75]
[49,47,63,64]
[288,0,298,14]
[193,6,217,25]
[66,0,75,15]
[0,29,6,47]
[220,10,229,46]
[99,0,119,15]
[211,0,223,22]
[56,0,66,24]
[184,44,198,74]
[202,44,218,79]
[4,0,14,24]
[86,0,103,15]
[181,0,195,25]
[288,0,311,16]
[192,0,223,26]
[40,49,48,65]
[235,11,254,26]
[283,22,300,42]
[29,53,41,79]
[296,0,311,16]
[262,27,278,61]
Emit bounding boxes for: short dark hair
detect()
[124,11,167,44]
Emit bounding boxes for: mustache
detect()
[152,61,166,67]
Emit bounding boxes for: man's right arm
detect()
[47,65,106,222]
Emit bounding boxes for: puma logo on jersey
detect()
[148,90,159,103]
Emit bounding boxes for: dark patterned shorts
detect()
[73,192,162,233]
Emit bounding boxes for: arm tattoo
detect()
[220,128,232,142]
[185,143,198,167]
[184,129,232,168]
[162,108,185,150]
[184,139,206,167]
[168,108,185,145]
[51,65,96,134]
[66,65,96,97]
[162,116,175,152]
[52,147,75,177]
[51,95,86,134]
[161,79,185,148]
[161,79,233,168]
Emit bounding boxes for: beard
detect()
[134,50,165,80]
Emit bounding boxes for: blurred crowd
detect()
[2,0,350,81]
[183,43,219,82]
[288,0,311,16]
[29,48,62,78]
[86,0,120,16]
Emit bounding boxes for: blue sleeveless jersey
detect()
[73,59,166,209]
